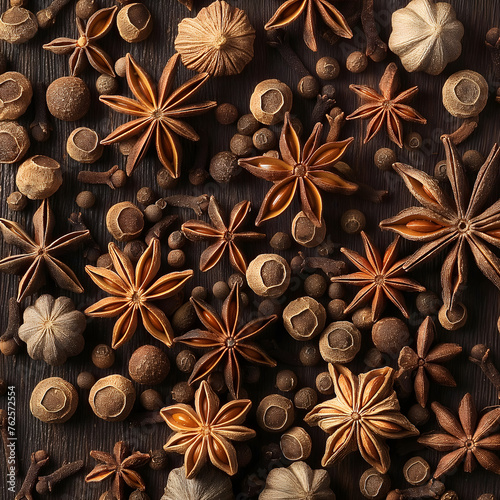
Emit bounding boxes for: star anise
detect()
[418,393,500,478]
[238,112,357,227]
[0,199,90,302]
[181,196,265,274]
[84,238,193,349]
[397,316,462,408]
[265,0,353,52]
[304,364,419,473]
[346,62,426,148]
[380,136,500,315]
[174,283,277,398]
[161,380,256,478]
[43,6,117,76]
[99,53,217,178]
[331,231,425,321]
[85,441,150,500]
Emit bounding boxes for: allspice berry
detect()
[442,70,488,118]
[275,369,298,392]
[89,374,136,421]
[46,77,90,121]
[374,147,396,171]
[294,387,317,411]
[209,151,240,184]
[292,211,326,247]
[283,296,326,341]
[128,345,170,385]
[115,56,127,78]
[92,344,115,369]
[246,253,291,298]
[341,209,366,234]
[297,75,320,99]
[316,56,340,80]
[352,306,374,330]
[75,190,96,209]
[0,7,38,44]
[167,249,186,269]
[116,3,153,43]
[416,290,442,316]
[250,79,293,125]
[299,343,321,366]
[30,377,78,423]
[270,231,292,251]
[215,103,238,125]
[0,120,29,163]
[77,371,96,390]
[403,457,430,486]
[106,201,144,241]
[0,71,32,119]
[303,273,327,298]
[172,301,197,333]
[176,350,196,373]
[252,127,276,151]
[237,113,259,135]
[213,280,230,300]
[346,51,369,73]
[168,230,186,250]
[316,371,334,395]
[407,404,430,427]
[67,127,103,163]
[319,321,361,364]
[16,155,62,200]
[140,389,164,411]
[230,134,253,157]
[371,317,410,356]
[256,394,295,432]
[359,468,391,500]
[96,74,118,95]
[280,427,312,461]
[124,240,146,262]
[6,191,27,211]
[149,449,168,471]
[76,0,98,20]
[171,381,194,403]
[327,299,346,320]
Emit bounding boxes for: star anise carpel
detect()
[418,393,500,478]
[99,53,217,178]
[380,136,500,315]
[397,316,462,408]
[84,238,193,349]
[265,0,353,52]
[85,441,150,500]
[238,112,357,227]
[181,196,265,274]
[43,6,117,76]
[161,380,256,478]
[304,364,419,473]
[174,283,277,398]
[331,231,425,321]
[0,199,90,302]
[346,62,426,148]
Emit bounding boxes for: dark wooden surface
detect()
[1,0,500,498]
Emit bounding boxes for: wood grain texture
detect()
[1,0,500,498]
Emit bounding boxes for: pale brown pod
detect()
[67,127,104,163]
[116,3,152,43]
[0,7,38,44]
[16,155,62,199]
[106,201,144,242]
[89,374,136,421]
[246,253,291,298]
[0,71,32,119]
[0,120,29,163]
[250,79,292,125]
[30,377,78,423]
[319,321,361,364]
[291,211,326,247]
[280,427,312,461]
[256,394,294,432]
[283,296,326,341]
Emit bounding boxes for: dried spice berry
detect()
[0,7,38,44]
[89,374,136,422]
[256,394,295,432]
[116,3,153,43]
[16,155,62,200]
[106,201,144,242]
[46,76,90,121]
[280,427,312,461]
[128,345,170,385]
[319,321,361,364]
[0,120,29,163]
[283,296,326,341]
[67,127,103,163]
[250,79,293,126]
[30,377,78,423]
[246,253,291,298]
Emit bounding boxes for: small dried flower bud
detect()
[438,302,467,330]
[30,377,78,423]
[172,301,197,333]
[316,56,340,80]
[237,113,259,135]
[106,201,144,242]
[75,190,96,209]
[171,381,194,403]
[320,321,361,364]
[304,273,327,298]
[292,211,326,247]
[209,151,240,183]
[346,51,369,73]
[149,449,168,471]
[359,467,391,500]
[139,389,163,411]
[374,147,396,171]
[191,286,207,300]
[129,345,169,385]
[270,231,292,251]
[230,133,253,156]
[280,427,312,461]
[407,403,431,426]
[283,296,326,341]
[77,371,96,390]
[46,77,90,121]
[124,240,146,262]
[157,168,179,190]
[247,253,291,298]
[297,75,320,99]
[299,343,321,367]
[352,306,374,330]
[250,79,293,125]
[215,103,238,125]
[0,7,38,44]
[403,456,430,485]
[256,394,294,432]
[176,350,196,373]
[341,209,366,234]
[92,344,115,369]
[117,3,153,43]
[144,204,163,223]
[67,127,103,163]
[405,131,423,150]
[416,290,442,316]
[364,348,384,369]
[275,369,298,392]
[213,280,230,300]
[316,371,334,395]
[293,387,317,411]
[16,155,62,200]
[372,317,410,357]
[462,149,485,173]
[0,120,29,163]
[442,70,488,118]
[253,127,276,151]
[0,71,32,119]
[89,374,136,421]
[76,0,98,20]
[96,74,119,95]
[327,298,346,320]
[6,190,27,211]
[328,282,345,299]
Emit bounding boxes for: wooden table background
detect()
[1,0,500,498]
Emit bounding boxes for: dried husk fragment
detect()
[0,71,32,119]
[0,120,29,163]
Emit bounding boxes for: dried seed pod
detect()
[176,349,196,373]
[371,317,410,356]
[256,394,294,432]
[75,190,96,209]
[292,211,326,247]
[303,273,327,298]
[67,127,103,164]
[116,3,152,43]
[442,70,488,118]
[374,147,396,171]
[250,79,293,125]
[359,467,391,500]
[6,191,27,211]
[128,345,170,385]
[0,7,38,44]
[92,344,115,369]
[140,389,164,411]
[16,155,62,200]
[283,296,326,341]
[299,343,321,366]
[30,377,78,423]
[0,120,29,163]
[246,253,291,298]
[352,306,374,330]
[439,302,467,330]
[171,381,194,403]
[237,113,259,135]
[0,71,32,119]
[293,387,317,411]
[253,127,276,151]
[403,456,430,486]
[280,427,312,461]
[106,201,144,241]
[89,374,136,421]
[319,321,361,364]
[77,371,96,390]
[46,77,90,121]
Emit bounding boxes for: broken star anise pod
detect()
[0,199,90,302]
[174,283,277,398]
[380,136,500,315]
[238,112,357,227]
[418,393,500,478]
[99,53,217,178]
[397,316,462,408]
[331,231,425,321]
[265,0,353,52]
[85,441,150,500]
[304,363,419,473]
[43,6,117,76]
[346,62,426,148]
[181,196,265,274]
[161,380,256,478]
[84,238,193,349]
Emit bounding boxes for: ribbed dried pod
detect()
[0,120,29,163]
[0,7,38,44]
[0,71,32,119]
[175,0,255,77]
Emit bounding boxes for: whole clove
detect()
[78,165,126,189]
[145,215,178,246]
[15,450,49,500]
[387,479,445,499]
[36,0,70,29]
[290,252,346,277]
[0,298,21,355]
[311,86,336,125]
[469,344,500,399]
[443,116,479,146]
[486,28,500,81]
[36,460,84,494]
[361,0,388,62]
[163,194,209,216]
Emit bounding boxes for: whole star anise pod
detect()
[85,441,150,500]
[265,0,353,52]
[0,199,90,302]
[304,364,419,473]
[380,136,500,315]
[99,53,217,178]
[43,6,117,76]
[331,231,425,321]
[181,196,265,274]
[161,380,256,478]
[174,283,277,398]
[238,112,357,227]
[84,238,193,349]
[397,316,462,408]
[346,62,426,148]
[418,393,500,478]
